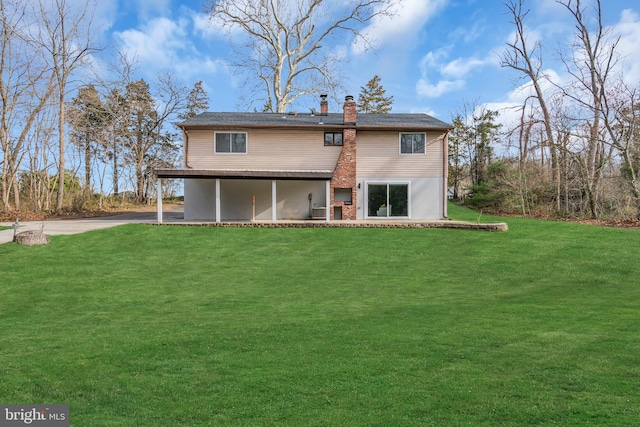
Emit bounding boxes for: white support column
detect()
[215,179,221,223]
[271,180,277,223]
[156,178,163,224]
[325,180,330,223]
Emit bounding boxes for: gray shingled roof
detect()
[179,112,452,130]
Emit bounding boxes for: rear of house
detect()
[155,95,452,222]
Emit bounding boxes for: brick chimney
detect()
[331,95,357,220]
[320,94,328,115]
[343,95,356,125]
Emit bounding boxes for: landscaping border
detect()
[152,221,508,231]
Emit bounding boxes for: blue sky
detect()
[90,0,640,123]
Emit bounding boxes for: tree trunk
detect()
[12,177,20,210]
[56,92,65,213]
[113,138,119,195]
[85,131,91,196]
[1,152,10,210]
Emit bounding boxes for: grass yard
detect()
[1,204,639,426]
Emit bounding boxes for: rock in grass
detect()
[16,230,50,246]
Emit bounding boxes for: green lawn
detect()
[1,204,639,426]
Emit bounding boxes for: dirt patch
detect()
[575,219,640,229]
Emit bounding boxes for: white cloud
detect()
[192,11,220,38]
[416,77,465,98]
[131,0,172,21]
[175,57,228,81]
[112,11,234,89]
[190,9,242,39]
[449,21,485,44]
[415,46,498,99]
[115,17,189,70]
[352,0,449,55]
[441,56,496,79]
[535,0,568,18]
[416,48,465,98]
[420,48,450,70]
[610,9,640,84]
[90,0,119,35]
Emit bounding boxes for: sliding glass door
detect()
[367,183,409,218]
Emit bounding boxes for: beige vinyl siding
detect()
[356,130,445,178]
[187,129,341,170]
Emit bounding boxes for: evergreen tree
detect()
[448,115,471,199]
[69,84,107,195]
[104,88,127,195]
[120,79,159,202]
[118,77,188,202]
[357,75,393,114]
[179,80,209,120]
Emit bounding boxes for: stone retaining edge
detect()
[150,221,508,232]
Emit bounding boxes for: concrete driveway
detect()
[0,208,184,245]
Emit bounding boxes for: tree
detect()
[179,80,209,121]
[100,52,138,197]
[604,83,640,213]
[119,76,188,203]
[357,75,393,114]
[68,84,107,196]
[119,79,157,202]
[32,0,99,213]
[104,87,126,196]
[448,115,471,199]
[557,0,617,218]
[205,0,397,113]
[501,0,560,199]
[469,109,501,187]
[0,0,56,211]
[447,102,501,208]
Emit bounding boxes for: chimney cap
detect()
[320,94,328,100]
[345,95,354,102]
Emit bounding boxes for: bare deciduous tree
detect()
[501,0,560,201]
[31,0,100,213]
[0,0,57,211]
[206,0,397,112]
[556,0,618,218]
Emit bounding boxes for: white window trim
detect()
[364,180,411,220]
[399,132,427,155]
[214,131,248,154]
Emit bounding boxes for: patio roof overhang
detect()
[154,168,334,180]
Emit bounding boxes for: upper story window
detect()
[400,133,426,154]
[324,131,343,146]
[215,132,247,154]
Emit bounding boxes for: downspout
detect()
[443,130,450,218]
[184,129,192,168]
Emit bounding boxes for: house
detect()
[153,95,453,223]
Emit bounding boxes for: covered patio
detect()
[154,169,334,224]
